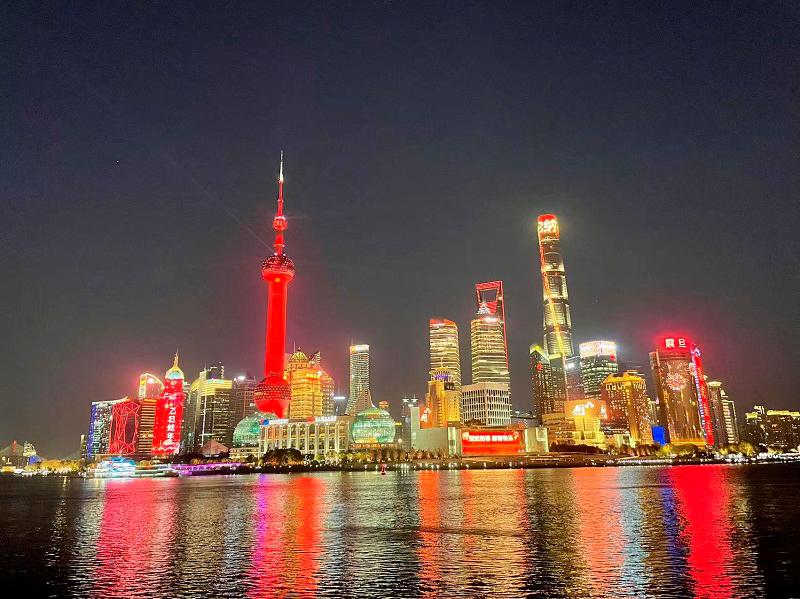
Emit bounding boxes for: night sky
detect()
[3,3,798,457]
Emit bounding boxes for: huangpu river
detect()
[1,464,799,598]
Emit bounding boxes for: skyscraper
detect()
[475,281,508,370]
[425,368,461,426]
[536,214,574,359]
[706,380,728,447]
[86,398,126,459]
[108,397,140,455]
[254,154,295,418]
[470,303,510,387]
[135,372,164,458]
[287,350,336,418]
[347,344,371,414]
[529,344,553,418]
[185,363,233,451]
[152,353,185,456]
[649,336,712,445]
[721,395,739,445]
[429,318,461,390]
[461,382,511,426]
[601,371,653,445]
[231,374,257,430]
[310,352,336,417]
[579,341,619,401]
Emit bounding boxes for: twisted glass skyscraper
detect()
[536,215,575,358]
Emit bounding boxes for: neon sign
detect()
[663,337,688,350]
[537,215,559,237]
[460,429,525,455]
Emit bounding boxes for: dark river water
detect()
[1,464,799,598]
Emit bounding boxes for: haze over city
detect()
[2,3,798,457]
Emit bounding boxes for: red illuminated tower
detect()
[254,153,295,417]
[152,352,185,456]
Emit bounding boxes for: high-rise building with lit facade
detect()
[706,380,728,447]
[475,281,508,371]
[536,214,574,359]
[470,303,510,387]
[429,318,461,390]
[461,382,511,426]
[231,374,257,430]
[184,363,233,451]
[649,336,713,445]
[601,371,653,445]
[425,368,461,426]
[401,396,421,449]
[309,351,336,417]
[152,353,185,456]
[135,372,164,458]
[722,396,739,445]
[530,344,553,418]
[86,398,126,459]
[745,406,800,450]
[564,355,583,401]
[286,350,336,419]
[254,154,295,418]
[579,341,619,401]
[108,397,141,455]
[347,344,371,414]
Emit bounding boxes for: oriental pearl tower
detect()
[253,152,295,417]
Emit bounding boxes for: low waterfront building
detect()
[260,415,354,460]
[413,423,548,456]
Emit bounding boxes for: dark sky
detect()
[2,2,798,457]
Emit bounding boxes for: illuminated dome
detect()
[232,411,267,447]
[351,407,396,445]
[165,353,184,381]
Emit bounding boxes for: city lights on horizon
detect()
[26,163,779,463]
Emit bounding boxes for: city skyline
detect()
[3,3,798,456]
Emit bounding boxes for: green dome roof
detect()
[232,411,266,447]
[351,407,395,445]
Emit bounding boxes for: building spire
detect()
[272,151,287,255]
[173,349,179,368]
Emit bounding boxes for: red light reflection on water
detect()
[669,466,734,599]
[250,476,325,599]
[94,479,175,597]
[570,468,626,591]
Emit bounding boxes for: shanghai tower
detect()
[536,214,574,358]
[254,153,295,418]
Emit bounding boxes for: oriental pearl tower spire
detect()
[254,152,295,417]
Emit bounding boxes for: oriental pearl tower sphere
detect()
[254,152,295,417]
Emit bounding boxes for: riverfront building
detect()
[470,303,510,387]
[579,341,618,401]
[461,382,511,426]
[86,398,126,460]
[260,415,354,460]
[347,344,371,414]
[183,363,233,452]
[649,336,711,445]
[429,318,461,390]
[601,371,653,446]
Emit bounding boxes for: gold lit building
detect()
[470,303,510,387]
[287,350,336,419]
[425,368,461,426]
[601,371,653,446]
[429,318,461,390]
